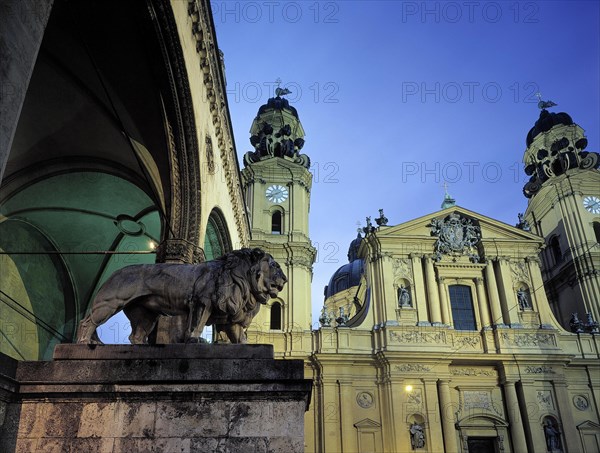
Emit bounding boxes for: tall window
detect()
[270,302,282,330]
[449,285,477,330]
[204,209,232,260]
[271,211,282,234]
[548,236,562,265]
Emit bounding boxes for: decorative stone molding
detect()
[524,365,555,374]
[393,258,413,283]
[156,239,205,264]
[205,135,215,174]
[500,332,556,347]
[429,212,481,262]
[462,391,492,411]
[394,364,431,373]
[573,395,589,411]
[389,330,447,344]
[285,256,314,272]
[510,260,530,285]
[458,390,503,417]
[407,388,422,405]
[536,390,554,410]
[450,368,496,377]
[454,336,481,348]
[187,0,249,246]
[356,392,374,409]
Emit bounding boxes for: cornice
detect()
[188,0,249,246]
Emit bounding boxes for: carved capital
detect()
[474,277,484,285]
[156,239,205,264]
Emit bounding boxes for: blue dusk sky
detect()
[211,1,600,327]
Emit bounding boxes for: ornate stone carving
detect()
[187,0,249,246]
[407,389,422,405]
[394,364,431,373]
[389,330,447,345]
[450,368,496,376]
[429,213,481,262]
[524,365,555,374]
[393,258,413,283]
[205,135,215,174]
[463,391,493,411]
[500,332,555,347]
[510,261,530,285]
[155,239,206,265]
[573,395,589,411]
[537,390,554,410]
[454,336,481,348]
[356,392,374,409]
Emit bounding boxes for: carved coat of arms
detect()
[430,213,481,262]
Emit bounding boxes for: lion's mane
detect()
[212,248,265,325]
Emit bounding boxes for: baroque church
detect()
[1,1,599,452]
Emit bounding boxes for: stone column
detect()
[423,379,444,453]
[0,0,54,184]
[484,261,505,326]
[411,254,430,325]
[517,381,544,451]
[552,380,581,453]
[437,380,458,453]
[503,381,528,453]
[437,277,451,325]
[474,277,491,329]
[424,256,442,325]
[526,257,558,328]
[496,259,521,326]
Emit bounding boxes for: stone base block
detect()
[0,344,312,453]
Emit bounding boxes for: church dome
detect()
[526,109,574,147]
[324,233,364,300]
[324,259,365,300]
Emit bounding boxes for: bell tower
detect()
[241,90,316,356]
[522,98,600,330]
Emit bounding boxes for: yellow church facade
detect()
[307,206,600,453]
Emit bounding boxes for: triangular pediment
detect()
[354,418,381,429]
[375,206,541,243]
[577,420,600,431]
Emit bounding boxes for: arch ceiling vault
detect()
[0,0,204,358]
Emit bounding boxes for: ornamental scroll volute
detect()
[429,212,481,262]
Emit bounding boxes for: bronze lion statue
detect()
[76,248,287,344]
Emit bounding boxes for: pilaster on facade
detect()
[485,260,506,327]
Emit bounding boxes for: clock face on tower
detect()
[266,185,288,203]
[583,196,600,214]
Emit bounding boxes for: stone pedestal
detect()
[0,344,312,453]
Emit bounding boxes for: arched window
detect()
[548,236,562,265]
[271,211,282,234]
[449,285,476,330]
[593,222,600,245]
[204,208,232,260]
[270,302,282,330]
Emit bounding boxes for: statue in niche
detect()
[76,248,287,345]
[543,420,562,452]
[517,287,531,310]
[398,285,412,308]
[410,422,425,449]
